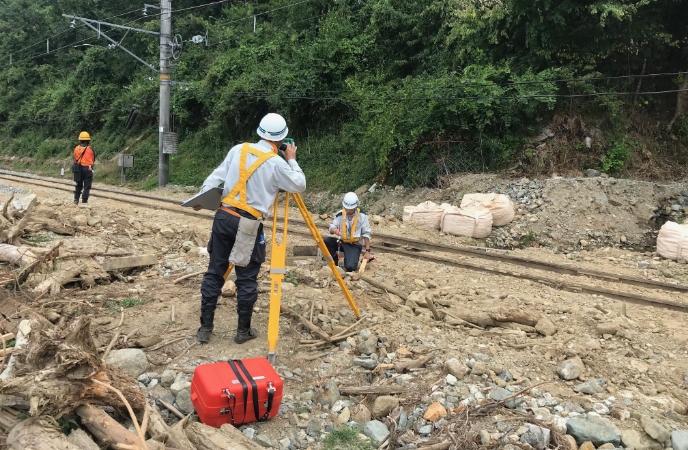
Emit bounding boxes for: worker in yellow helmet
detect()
[72,132,96,205]
[193,114,306,344]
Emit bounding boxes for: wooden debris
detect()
[103,308,125,360]
[158,399,185,420]
[66,429,100,450]
[129,336,163,349]
[173,270,205,285]
[6,416,81,450]
[99,255,158,272]
[360,274,407,300]
[185,421,264,450]
[280,304,331,342]
[0,244,36,266]
[339,385,408,396]
[77,404,145,448]
[375,350,438,374]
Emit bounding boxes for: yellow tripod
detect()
[223,193,362,364]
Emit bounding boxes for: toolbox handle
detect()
[221,388,237,424]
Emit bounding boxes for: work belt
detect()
[220,205,260,221]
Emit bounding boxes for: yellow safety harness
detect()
[341,209,360,243]
[221,143,276,218]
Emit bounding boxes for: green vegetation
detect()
[0,0,686,190]
[107,297,148,312]
[325,427,375,450]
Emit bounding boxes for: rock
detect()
[170,374,191,395]
[596,322,619,336]
[557,356,584,381]
[137,373,151,385]
[221,279,236,297]
[621,429,662,450]
[255,434,277,448]
[316,380,341,407]
[489,386,523,409]
[87,217,102,227]
[445,374,458,386]
[584,137,593,148]
[351,404,372,425]
[640,415,670,443]
[337,407,351,424]
[574,379,606,395]
[471,361,489,376]
[672,430,688,450]
[423,402,447,422]
[181,241,194,252]
[279,437,291,449]
[363,420,390,446]
[73,215,89,227]
[444,358,469,379]
[161,369,176,388]
[611,407,630,420]
[419,425,433,435]
[563,435,579,450]
[372,396,399,418]
[175,389,194,414]
[535,318,557,336]
[579,442,595,450]
[243,428,256,440]
[520,424,551,450]
[105,349,149,377]
[306,419,321,436]
[160,228,175,237]
[353,358,378,370]
[358,338,377,355]
[12,194,36,212]
[585,169,601,178]
[480,429,491,445]
[566,416,621,447]
[580,239,589,247]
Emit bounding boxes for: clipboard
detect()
[181,187,223,210]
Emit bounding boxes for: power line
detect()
[1,7,147,65]
[0,107,132,127]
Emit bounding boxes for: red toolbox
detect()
[190,358,283,427]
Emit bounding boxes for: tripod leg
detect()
[267,193,290,364]
[292,193,361,318]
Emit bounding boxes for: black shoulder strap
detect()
[75,147,86,164]
[89,146,96,162]
[228,361,248,420]
[235,360,261,422]
[335,211,343,217]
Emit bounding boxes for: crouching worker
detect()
[324,192,372,272]
[193,113,306,344]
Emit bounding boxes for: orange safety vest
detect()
[341,209,360,243]
[221,143,276,218]
[73,146,95,166]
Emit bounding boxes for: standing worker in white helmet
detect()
[324,192,372,272]
[193,113,306,344]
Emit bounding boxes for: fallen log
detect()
[280,304,331,342]
[185,421,264,450]
[6,416,82,450]
[360,274,408,300]
[0,244,37,266]
[339,385,408,396]
[129,336,163,349]
[76,404,144,449]
[67,429,100,450]
[488,307,539,327]
[32,264,86,297]
[147,408,194,450]
[0,408,21,432]
[374,350,439,374]
[99,255,158,272]
[25,219,77,236]
[172,270,205,285]
[3,196,37,246]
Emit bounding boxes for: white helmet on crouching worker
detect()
[342,192,359,209]
[257,113,289,141]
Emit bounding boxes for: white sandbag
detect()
[439,203,453,211]
[441,206,493,238]
[656,221,688,260]
[460,193,515,226]
[403,201,444,230]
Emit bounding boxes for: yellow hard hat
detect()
[78,131,91,141]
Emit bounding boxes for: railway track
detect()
[0,169,686,312]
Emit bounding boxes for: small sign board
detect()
[163,132,178,154]
[118,154,134,168]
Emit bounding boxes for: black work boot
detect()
[196,311,215,344]
[234,315,258,344]
[73,197,79,205]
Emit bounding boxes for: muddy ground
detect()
[0,172,687,450]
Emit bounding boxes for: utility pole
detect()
[158,0,172,187]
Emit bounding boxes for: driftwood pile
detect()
[0,312,262,450]
[0,194,157,299]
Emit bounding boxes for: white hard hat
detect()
[257,113,289,141]
[342,192,359,209]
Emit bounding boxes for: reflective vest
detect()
[341,209,360,243]
[221,143,276,218]
[73,146,95,166]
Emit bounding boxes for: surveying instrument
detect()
[223,192,362,364]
